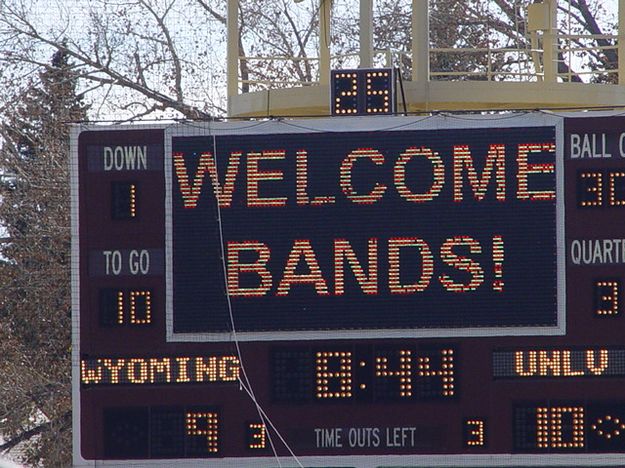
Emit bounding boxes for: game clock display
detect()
[72,112,625,467]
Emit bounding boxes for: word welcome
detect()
[173,142,555,209]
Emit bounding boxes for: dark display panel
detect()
[271,344,455,402]
[493,348,625,378]
[80,354,240,386]
[331,68,396,115]
[171,126,558,334]
[514,402,625,452]
[103,406,219,458]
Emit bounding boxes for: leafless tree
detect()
[0,49,86,467]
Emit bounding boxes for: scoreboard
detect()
[72,112,625,467]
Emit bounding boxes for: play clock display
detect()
[72,112,625,467]
[331,68,396,115]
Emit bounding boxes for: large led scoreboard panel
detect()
[72,112,625,467]
[170,123,561,337]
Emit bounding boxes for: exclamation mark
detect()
[493,235,504,292]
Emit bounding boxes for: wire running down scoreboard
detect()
[72,112,625,467]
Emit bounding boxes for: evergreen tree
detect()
[0,49,87,467]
